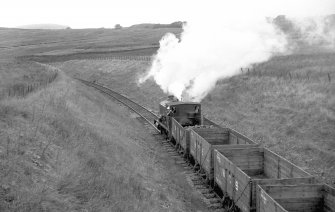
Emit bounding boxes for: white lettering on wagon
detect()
[235,180,239,191]
[216,176,221,185]
[261,190,267,205]
[217,154,221,163]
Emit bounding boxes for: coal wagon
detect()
[214,146,314,212]
[257,183,335,212]
[189,126,258,184]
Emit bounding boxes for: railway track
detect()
[77,78,216,130]
[77,78,224,211]
[76,78,159,131]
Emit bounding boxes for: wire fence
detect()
[87,55,153,61]
[0,72,58,99]
[240,67,333,83]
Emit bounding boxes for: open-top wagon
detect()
[214,146,315,212]
[189,126,258,184]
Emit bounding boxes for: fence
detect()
[240,67,333,83]
[87,55,153,61]
[0,72,58,99]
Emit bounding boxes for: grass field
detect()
[0,25,334,211]
[0,27,181,60]
[0,72,201,211]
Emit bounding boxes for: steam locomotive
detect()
[154,95,202,139]
[154,96,335,212]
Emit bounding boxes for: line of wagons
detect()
[154,96,335,212]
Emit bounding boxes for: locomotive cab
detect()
[166,102,202,126]
[155,95,202,136]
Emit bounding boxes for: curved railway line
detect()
[76,78,335,212]
[77,78,159,130]
[77,78,225,211]
[77,78,218,130]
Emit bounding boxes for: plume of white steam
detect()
[139,0,335,102]
[272,14,335,51]
[290,16,335,49]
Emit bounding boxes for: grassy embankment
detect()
[0,63,191,211]
[0,61,58,99]
[55,52,335,185]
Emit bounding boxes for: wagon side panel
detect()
[229,129,256,145]
[214,150,227,193]
[253,177,316,210]
[233,167,252,212]
[190,130,197,161]
[200,138,212,176]
[263,184,324,212]
[257,185,288,212]
[264,149,311,179]
[324,184,335,212]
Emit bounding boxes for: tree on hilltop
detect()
[114,24,122,29]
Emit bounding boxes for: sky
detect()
[0,0,334,29]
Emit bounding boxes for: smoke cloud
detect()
[139,0,335,102]
[273,15,335,52]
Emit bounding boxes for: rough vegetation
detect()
[0,61,58,99]
[0,72,195,211]
[54,53,335,186]
[0,24,334,212]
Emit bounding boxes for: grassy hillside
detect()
[54,53,335,186]
[204,53,335,184]
[53,59,164,109]
[0,72,206,211]
[0,23,334,211]
[0,61,58,99]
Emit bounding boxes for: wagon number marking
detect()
[217,155,221,163]
[261,190,267,205]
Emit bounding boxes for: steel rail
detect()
[76,78,159,132]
